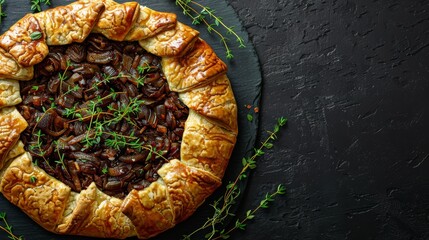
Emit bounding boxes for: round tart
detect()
[0,0,237,239]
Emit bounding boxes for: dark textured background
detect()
[0,0,261,240]
[0,0,428,239]
[226,0,429,239]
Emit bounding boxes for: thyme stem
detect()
[183,117,288,240]
[212,185,286,240]
[0,0,6,24]
[175,0,246,59]
[0,212,23,240]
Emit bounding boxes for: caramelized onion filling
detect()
[18,34,189,199]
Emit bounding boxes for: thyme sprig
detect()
[183,117,288,240]
[213,184,286,240]
[175,0,246,59]
[0,0,6,24]
[0,212,23,240]
[30,0,50,12]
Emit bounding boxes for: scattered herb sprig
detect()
[175,0,246,59]
[213,184,286,240]
[30,0,50,12]
[0,212,23,240]
[0,0,6,24]
[183,117,288,240]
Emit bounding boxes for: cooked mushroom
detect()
[18,34,189,197]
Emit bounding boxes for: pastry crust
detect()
[91,0,140,41]
[158,159,222,222]
[0,107,28,169]
[34,1,105,45]
[0,14,48,67]
[0,0,238,239]
[124,6,177,41]
[0,152,71,231]
[139,22,200,57]
[57,182,136,238]
[162,38,228,92]
[0,80,22,108]
[122,181,175,239]
[0,48,34,80]
[180,110,237,178]
[179,74,238,132]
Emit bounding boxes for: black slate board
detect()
[0,0,261,239]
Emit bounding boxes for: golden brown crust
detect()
[0,14,48,67]
[180,74,238,132]
[139,22,199,57]
[158,159,222,222]
[162,38,228,92]
[4,141,25,163]
[0,1,238,239]
[0,48,34,80]
[181,110,237,178]
[56,182,136,238]
[125,6,177,41]
[0,152,71,231]
[91,0,140,41]
[0,107,28,169]
[122,181,175,239]
[34,1,105,45]
[0,80,22,108]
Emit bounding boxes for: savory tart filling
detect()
[18,34,189,198]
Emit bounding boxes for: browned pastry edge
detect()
[161,38,228,92]
[179,74,237,132]
[0,152,71,231]
[0,107,28,169]
[0,48,34,80]
[0,0,238,239]
[91,1,140,41]
[34,1,105,46]
[139,22,200,57]
[0,80,22,108]
[124,6,177,41]
[0,14,48,67]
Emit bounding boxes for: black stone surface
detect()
[225,0,429,239]
[0,0,260,240]
[0,0,429,240]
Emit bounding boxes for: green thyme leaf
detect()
[0,0,6,24]
[30,31,42,40]
[30,0,51,12]
[175,0,246,59]
[30,176,37,183]
[264,142,274,149]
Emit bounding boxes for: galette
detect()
[0,0,237,239]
